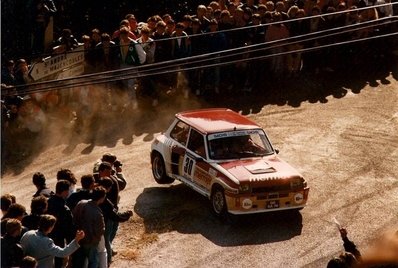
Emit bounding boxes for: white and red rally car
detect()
[150,108,309,217]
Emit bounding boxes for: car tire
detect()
[211,186,227,217]
[152,152,175,184]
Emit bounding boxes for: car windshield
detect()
[207,130,274,160]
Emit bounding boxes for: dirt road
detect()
[2,68,398,267]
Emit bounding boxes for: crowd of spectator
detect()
[1,0,397,163]
[1,152,133,267]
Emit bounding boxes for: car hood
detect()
[217,155,302,183]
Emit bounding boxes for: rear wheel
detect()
[152,152,174,184]
[211,186,227,217]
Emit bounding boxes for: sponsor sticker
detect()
[294,193,304,204]
[242,198,252,209]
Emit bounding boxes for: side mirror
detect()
[274,149,279,154]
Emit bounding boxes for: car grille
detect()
[252,184,292,194]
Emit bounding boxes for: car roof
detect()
[176,108,261,134]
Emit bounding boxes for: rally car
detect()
[150,108,309,216]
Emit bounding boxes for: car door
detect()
[168,120,189,176]
[184,129,206,184]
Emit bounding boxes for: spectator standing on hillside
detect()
[95,33,120,72]
[265,12,290,77]
[47,180,75,268]
[188,18,206,96]
[152,21,171,63]
[1,193,16,216]
[171,23,191,59]
[72,186,107,268]
[126,14,139,38]
[22,195,48,230]
[244,13,266,92]
[21,214,84,268]
[1,219,24,267]
[32,172,54,198]
[170,23,191,98]
[1,203,27,236]
[152,20,174,93]
[56,168,77,197]
[137,25,158,106]
[195,5,211,32]
[14,59,32,95]
[1,60,16,86]
[31,0,57,56]
[66,174,95,211]
[303,5,326,74]
[118,26,146,110]
[286,8,308,77]
[83,28,101,72]
[204,19,228,95]
[112,19,137,42]
[52,28,79,53]
[97,177,133,265]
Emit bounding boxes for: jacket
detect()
[73,200,104,246]
[1,234,24,267]
[20,230,79,268]
[119,39,146,66]
[66,189,91,211]
[99,198,131,223]
[47,195,75,244]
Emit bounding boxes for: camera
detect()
[114,160,123,167]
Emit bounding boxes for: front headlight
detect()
[290,178,304,189]
[239,184,251,193]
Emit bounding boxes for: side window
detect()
[187,129,206,158]
[170,121,190,146]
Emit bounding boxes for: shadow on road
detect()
[2,46,397,175]
[134,184,303,246]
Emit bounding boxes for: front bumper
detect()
[225,187,309,215]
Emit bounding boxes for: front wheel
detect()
[211,186,227,217]
[152,152,174,184]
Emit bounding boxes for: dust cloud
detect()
[2,73,205,174]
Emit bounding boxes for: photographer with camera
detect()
[113,160,127,191]
[93,153,127,192]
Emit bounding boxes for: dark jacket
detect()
[171,32,191,59]
[1,234,24,268]
[33,186,54,198]
[22,214,41,231]
[47,195,75,245]
[94,41,120,71]
[66,189,91,211]
[73,200,104,246]
[99,198,131,223]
